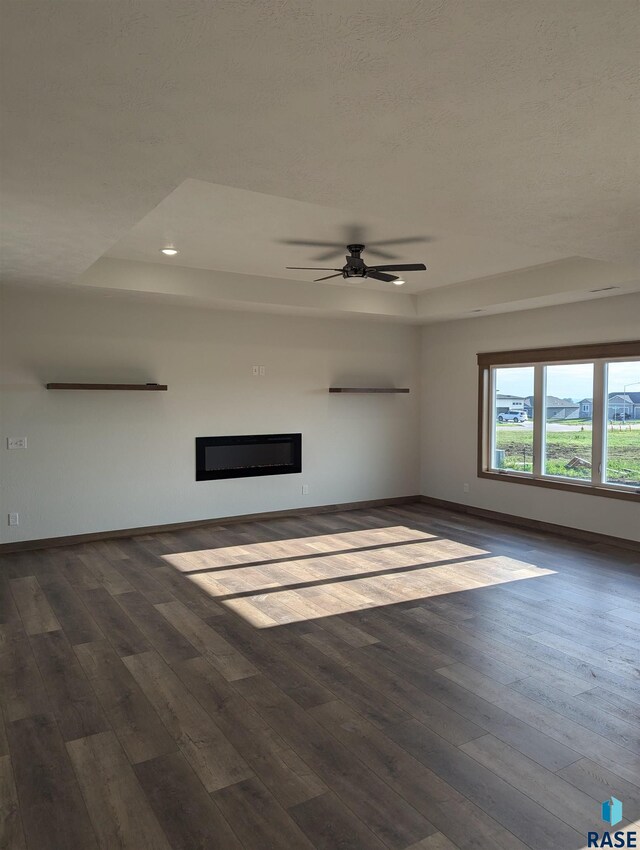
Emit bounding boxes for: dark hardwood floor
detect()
[1,502,639,849]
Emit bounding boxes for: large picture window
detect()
[478,341,640,501]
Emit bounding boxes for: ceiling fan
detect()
[286,243,427,283]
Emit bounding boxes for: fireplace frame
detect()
[195,433,302,481]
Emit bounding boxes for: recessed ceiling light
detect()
[161,247,178,256]
[394,279,405,286]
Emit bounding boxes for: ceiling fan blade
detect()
[360,247,398,260]
[371,263,427,272]
[369,236,431,247]
[314,273,344,281]
[313,248,347,261]
[286,267,342,270]
[281,239,343,248]
[366,271,398,283]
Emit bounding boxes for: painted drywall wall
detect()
[0,287,420,542]
[3,285,638,545]
[420,292,640,542]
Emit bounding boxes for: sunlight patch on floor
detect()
[179,540,492,598]
[161,525,556,628]
[219,559,554,627]
[183,546,554,628]
[161,526,447,573]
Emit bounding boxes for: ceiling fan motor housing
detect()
[345,245,367,276]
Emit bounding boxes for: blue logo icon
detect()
[602,796,623,827]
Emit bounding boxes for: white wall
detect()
[0,287,420,542]
[3,286,638,546]
[420,292,640,542]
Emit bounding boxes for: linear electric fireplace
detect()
[196,433,302,481]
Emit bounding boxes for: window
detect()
[492,367,534,473]
[543,363,593,481]
[605,361,640,488]
[478,341,640,501]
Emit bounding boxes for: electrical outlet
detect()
[7,437,27,449]
[463,483,470,493]
[8,512,19,527]
[259,365,265,376]
[252,365,259,376]
[302,484,309,495]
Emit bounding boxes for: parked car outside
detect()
[498,411,528,423]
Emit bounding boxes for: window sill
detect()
[478,470,640,502]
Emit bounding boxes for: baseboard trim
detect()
[0,495,421,553]
[3,493,637,554]
[418,495,640,553]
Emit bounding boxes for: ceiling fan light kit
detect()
[287,243,427,283]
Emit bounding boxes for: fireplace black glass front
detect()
[195,433,302,481]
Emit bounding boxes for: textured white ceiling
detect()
[1,1,639,318]
[105,179,570,293]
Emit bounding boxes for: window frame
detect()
[477,340,640,502]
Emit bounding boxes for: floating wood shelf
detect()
[46,383,168,391]
[329,387,410,394]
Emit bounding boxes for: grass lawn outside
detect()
[495,423,640,485]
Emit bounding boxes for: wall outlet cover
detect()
[7,437,27,449]
[8,512,19,526]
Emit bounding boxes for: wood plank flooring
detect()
[1,502,639,849]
